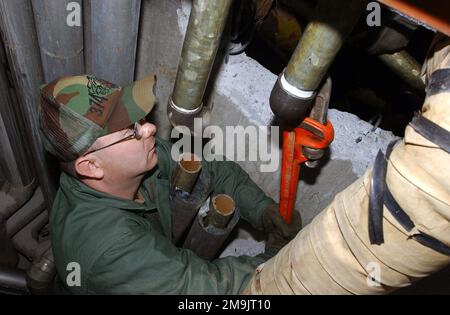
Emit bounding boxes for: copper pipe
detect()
[204,194,236,229]
[171,153,201,193]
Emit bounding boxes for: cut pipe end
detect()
[171,153,202,193]
[179,153,201,174]
[212,194,235,216]
[204,194,236,230]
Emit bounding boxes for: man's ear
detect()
[74,155,104,179]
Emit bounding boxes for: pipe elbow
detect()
[270,73,315,126]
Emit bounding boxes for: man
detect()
[39,74,300,294]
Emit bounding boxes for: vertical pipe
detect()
[284,0,364,91]
[171,153,201,193]
[32,0,84,83]
[0,69,26,187]
[204,194,236,229]
[0,0,56,207]
[168,0,233,128]
[0,40,35,187]
[270,0,364,124]
[84,0,141,86]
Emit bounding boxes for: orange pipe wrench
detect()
[279,118,334,224]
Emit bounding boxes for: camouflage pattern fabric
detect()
[39,74,156,161]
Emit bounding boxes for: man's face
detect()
[92,122,158,181]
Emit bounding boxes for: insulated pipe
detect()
[26,246,56,295]
[183,194,240,261]
[204,194,236,230]
[32,0,84,83]
[0,0,56,207]
[171,153,202,194]
[84,0,141,86]
[168,0,233,129]
[243,48,450,295]
[170,155,211,245]
[378,50,425,93]
[6,188,45,238]
[0,214,18,268]
[12,212,50,261]
[270,0,364,125]
[0,55,35,187]
[0,266,29,294]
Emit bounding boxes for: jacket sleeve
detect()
[155,137,275,230]
[86,223,265,294]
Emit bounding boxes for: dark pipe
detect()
[204,194,236,229]
[183,194,240,261]
[0,266,29,294]
[270,73,315,127]
[26,247,56,295]
[170,164,212,245]
[171,153,202,194]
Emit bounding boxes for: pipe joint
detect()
[167,96,204,131]
[270,73,315,126]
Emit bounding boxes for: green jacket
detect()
[50,138,274,294]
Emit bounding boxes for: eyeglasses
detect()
[82,120,145,157]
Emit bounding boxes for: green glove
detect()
[261,203,302,239]
[260,203,302,259]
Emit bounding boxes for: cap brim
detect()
[105,74,157,134]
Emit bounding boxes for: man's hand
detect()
[262,203,301,239]
[261,203,302,258]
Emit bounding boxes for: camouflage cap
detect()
[39,74,156,162]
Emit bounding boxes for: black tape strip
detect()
[384,187,450,256]
[414,233,450,256]
[383,188,415,232]
[369,140,450,255]
[410,113,450,154]
[368,150,388,245]
[426,68,450,96]
[368,141,398,245]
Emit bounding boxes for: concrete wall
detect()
[136,0,398,256]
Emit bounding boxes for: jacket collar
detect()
[60,170,159,212]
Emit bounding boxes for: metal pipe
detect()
[6,188,45,238]
[378,50,425,93]
[26,246,56,295]
[0,0,56,207]
[84,0,141,86]
[204,194,236,229]
[171,153,201,194]
[0,214,18,268]
[31,0,84,83]
[0,266,29,294]
[183,194,240,261]
[0,54,35,187]
[12,211,49,261]
[170,155,210,245]
[285,0,363,91]
[168,0,233,129]
[270,0,364,125]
